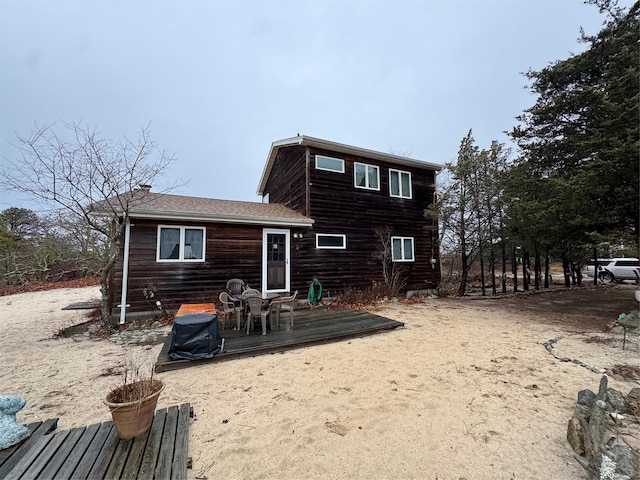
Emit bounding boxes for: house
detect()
[106,135,442,319]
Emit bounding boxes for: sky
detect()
[0,0,629,213]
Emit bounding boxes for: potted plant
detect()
[104,360,164,440]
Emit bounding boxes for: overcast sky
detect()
[0,0,627,213]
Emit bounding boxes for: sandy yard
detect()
[1,283,639,479]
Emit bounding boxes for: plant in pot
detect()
[104,358,164,440]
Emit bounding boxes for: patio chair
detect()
[244,295,270,335]
[272,290,298,328]
[219,292,242,330]
[226,278,245,297]
[242,288,260,297]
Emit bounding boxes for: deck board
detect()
[53,423,101,480]
[36,429,80,479]
[171,404,191,479]
[3,404,191,479]
[5,432,55,480]
[157,305,404,372]
[119,426,151,480]
[0,419,58,478]
[137,409,167,479]
[87,425,119,479]
[154,405,178,479]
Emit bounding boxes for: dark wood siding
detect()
[263,146,308,216]
[287,146,440,296]
[110,143,440,314]
[112,220,267,313]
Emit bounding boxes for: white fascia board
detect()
[257,135,443,195]
[299,136,443,171]
[128,211,314,227]
[257,136,306,196]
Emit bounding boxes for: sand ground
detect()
[1,285,639,480]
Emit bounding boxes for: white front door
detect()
[262,229,290,293]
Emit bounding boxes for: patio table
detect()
[238,292,280,305]
[240,293,281,333]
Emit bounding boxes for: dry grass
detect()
[0,277,100,297]
[105,379,163,404]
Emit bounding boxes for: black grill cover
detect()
[169,313,223,360]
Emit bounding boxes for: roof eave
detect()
[127,210,314,227]
[257,136,305,196]
[257,135,443,195]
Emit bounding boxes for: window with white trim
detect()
[354,162,380,190]
[157,226,206,262]
[316,234,346,249]
[316,155,345,173]
[392,236,414,262]
[389,169,412,198]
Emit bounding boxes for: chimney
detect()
[138,184,152,191]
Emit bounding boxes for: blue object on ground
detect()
[0,395,31,450]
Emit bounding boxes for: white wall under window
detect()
[157,225,206,262]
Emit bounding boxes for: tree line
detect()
[435,1,639,295]
[0,207,102,287]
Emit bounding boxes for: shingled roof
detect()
[93,191,313,227]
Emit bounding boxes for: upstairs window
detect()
[316,233,346,249]
[316,155,345,173]
[392,236,414,262]
[389,169,412,199]
[354,162,380,190]
[157,226,206,262]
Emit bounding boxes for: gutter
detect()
[127,211,314,227]
[257,135,444,195]
[118,220,132,325]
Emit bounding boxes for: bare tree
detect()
[373,226,407,298]
[1,122,175,328]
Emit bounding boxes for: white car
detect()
[586,258,640,283]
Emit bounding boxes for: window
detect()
[389,169,412,198]
[354,162,380,190]
[157,226,205,262]
[316,234,346,249]
[316,155,345,173]
[615,260,640,267]
[392,236,414,262]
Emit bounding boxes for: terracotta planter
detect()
[104,379,164,440]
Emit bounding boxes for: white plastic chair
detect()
[272,290,298,328]
[219,292,242,330]
[244,295,270,335]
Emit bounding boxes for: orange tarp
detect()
[176,303,217,317]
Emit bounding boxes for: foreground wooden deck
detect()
[156,305,404,372]
[0,404,191,480]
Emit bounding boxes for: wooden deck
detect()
[0,404,191,480]
[156,305,404,372]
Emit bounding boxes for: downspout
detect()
[119,220,132,325]
[305,147,310,217]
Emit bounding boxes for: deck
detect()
[0,404,191,480]
[156,305,404,372]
